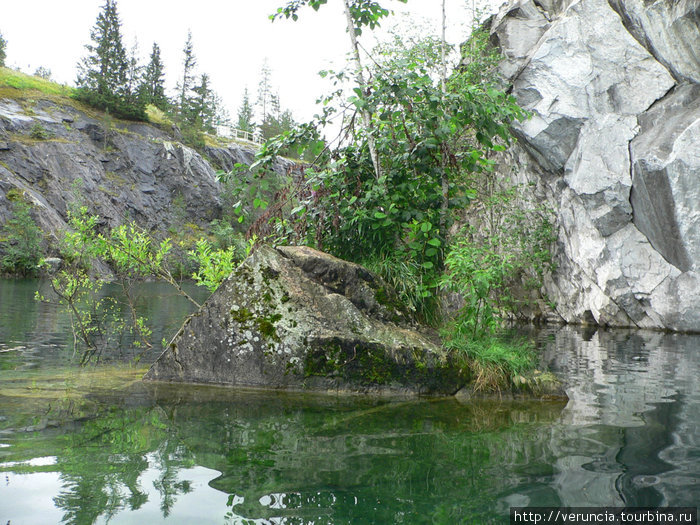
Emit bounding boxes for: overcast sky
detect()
[2,0,502,125]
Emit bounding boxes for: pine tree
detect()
[237,88,255,132]
[0,31,7,68]
[177,30,197,117]
[77,0,128,97]
[141,42,168,109]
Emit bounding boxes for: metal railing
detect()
[216,125,264,145]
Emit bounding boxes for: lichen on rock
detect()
[145,245,467,395]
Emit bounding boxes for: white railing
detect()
[216,125,264,145]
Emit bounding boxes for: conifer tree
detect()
[0,31,7,68]
[124,38,142,104]
[77,0,128,97]
[189,73,216,132]
[256,60,274,124]
[178,30,197,117]
[141,42,168,109]
[237,88,255,132]
[75,0,145,119]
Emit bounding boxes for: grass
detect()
[144,104,173,127]
[0,67,74,98]
[443,329,539,393]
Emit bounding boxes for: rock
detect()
[489,0,700,330]
[630,83,700,272]
[0,96,282,243]
[145,246,465,395]
[41,257,63,272]
[608,0,700,83]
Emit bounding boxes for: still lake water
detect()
[0,279,698,524]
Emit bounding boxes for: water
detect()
[0,279,699,524]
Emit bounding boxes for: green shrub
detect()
[72,87,147,121]
[1,195,43,275]
[29,122,53,140]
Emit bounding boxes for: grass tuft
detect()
[443,329,537,392]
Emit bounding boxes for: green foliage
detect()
[0,195,43,276]
[0,66,73,97]
[73,87,146,121]
[360,252,437,323]
[252,28,526,323]
[237,87,255,132]
[177,30,197,116]
[75,0,146,121]
[0,31,6,68]
[29,122,53,140]
[442,235,513,338]
[188,238,239,293]
[272,0,407,34]
[140,42,168,110]
[443,329,536,392]
[38,205,240,363]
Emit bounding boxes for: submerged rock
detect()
[145,246,466,395]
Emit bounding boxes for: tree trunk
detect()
[440,0,449,235]
[342,0,382,181]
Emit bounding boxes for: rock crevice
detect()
[492,0,700,331]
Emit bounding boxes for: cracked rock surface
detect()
[491,0,700,330]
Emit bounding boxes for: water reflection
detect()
[539,327,700,508]
[1,279,699,523]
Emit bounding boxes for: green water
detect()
[0,279,699,524]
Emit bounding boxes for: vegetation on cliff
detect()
[0,2,558,393]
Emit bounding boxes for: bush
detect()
[29,122,53,140]
[1,196,43,275]
[72,88,147,121]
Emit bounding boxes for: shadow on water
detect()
[0,279,699,523]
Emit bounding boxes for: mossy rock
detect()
[145,245,466,395]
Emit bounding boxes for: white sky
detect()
[1,0,502,125]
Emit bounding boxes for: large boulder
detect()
[490,0,700,331]
[145,246,465,395]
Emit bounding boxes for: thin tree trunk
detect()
[440,0,449,235]
[342,0,382,181]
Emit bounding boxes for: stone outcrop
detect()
[491,0,700,331]
[145,245,465,395]
[0,96,281,246]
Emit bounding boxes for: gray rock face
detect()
[0,97,261,241]
[491,0,700,330]
[608,0,700,83]
[145,245,464,395]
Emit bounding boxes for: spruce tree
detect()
[124,39,142,105]
[189,73,216,132]
[0,31,7,68]
[141,42,168,109]
[77,0,128,97]
[237,88,255,132]
[76,0,144,119]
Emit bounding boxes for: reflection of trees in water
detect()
[151,442,193,517]
[48,405,194,524]
[7,327,700,524]
[155,392,565,523]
